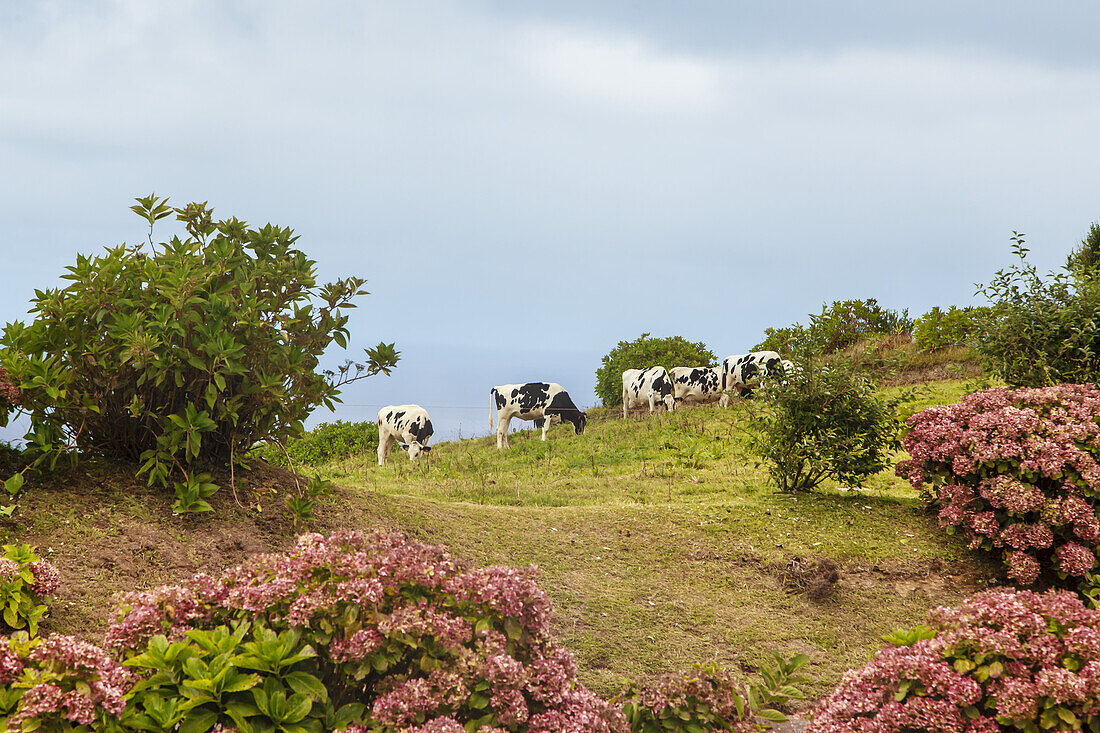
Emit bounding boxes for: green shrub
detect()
[617,655,810,732]
[977,232,1100,387]
[755,299,912,356]
[595,334,715,407]
[0,196,398,492]
[749,357,908,492]
[252,420,379,469]
[912,305,990,352]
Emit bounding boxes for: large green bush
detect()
[595,334,714,407]
[977,233,1100,387]
[749,357,908,492]
[912,305,990,352]
[0,196,398,489]
[755,299,912,356]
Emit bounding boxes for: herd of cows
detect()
[375,350,793,465]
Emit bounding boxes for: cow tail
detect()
[489,389,496,430]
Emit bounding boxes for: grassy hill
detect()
[2,377,996,706]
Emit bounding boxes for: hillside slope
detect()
[2,378,995,703]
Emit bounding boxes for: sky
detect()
[2,1,1098,442]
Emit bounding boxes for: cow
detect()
[621,367,676,418]
[722,351,783,398]
[377,405,434,466]
[490,383,587,449]
[669,365,730,408]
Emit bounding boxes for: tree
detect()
[1,195,398,488]
[594,333,715,407]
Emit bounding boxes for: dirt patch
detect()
[2,458,377,642]
[773,556,840,602]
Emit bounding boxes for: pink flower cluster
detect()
[898,384,1100,585]
[104,530,627,731]
[618,664,755,732]
[1,633,129,729]
[0,366,20,406]
[27,561,60,597]
[809,589,1100,732]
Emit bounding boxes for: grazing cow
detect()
[669,366,730,408]
[377,405,434,466]
[621,367,676,418]
[722,351,783,398]
[490,383,587,449]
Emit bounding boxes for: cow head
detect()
[401,443,431,460]
[662,394,676,412]
[570,411,587,435]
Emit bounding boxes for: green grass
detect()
[2,376,994,705]
[319,378,996,699]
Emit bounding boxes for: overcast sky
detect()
[2,1,1098,441]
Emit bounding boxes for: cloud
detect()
[514,25,721,113]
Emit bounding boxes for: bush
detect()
[105,530,627,732]
[913,306,991,352]
[0,544,60,636]
[808,589,1100,732]
[0,196,398,489]
[252,420,380,469]
[0,632,130,730]
[755,299,913,356]
[977,233,1100,387]
[595,334,714,407]
[750,357,907,492]
[617,656,810,732]
[898,384,1100,587]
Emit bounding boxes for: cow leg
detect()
[622,388,628,419]
[719,393,730,409]
[648,394,657,414]
[378,430,394,466]
[541,418,551,441]
[497,415,511,449]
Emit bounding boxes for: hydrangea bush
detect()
[809,589,1100,732]
[106,530,627,732]
[0,632,130,731]
[897,384,1100,585]
[0,531,797,731]
[0,544,61,636]
[616,657,809,733]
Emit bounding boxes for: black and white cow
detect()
[621,367,676,418]
[490,383,587,449]
[669,366,730,408]
[377,405,434,465]
[722,351,783,398]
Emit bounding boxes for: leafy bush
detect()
[105,530,627,732]
[898,384,1100,587]
[0,196,398,490]
[617,656,810,732]
[755,299,912,356]
[913,306,990,352]
[252,421,380,469]
[0,632,130,730]
[120,622,346,733]
[595,334,715,407]
[808,589,1100,732]
[1065,222,1100,279]
[0,544,60,636]
[977,233,1100,387]
[750,357,907,492]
